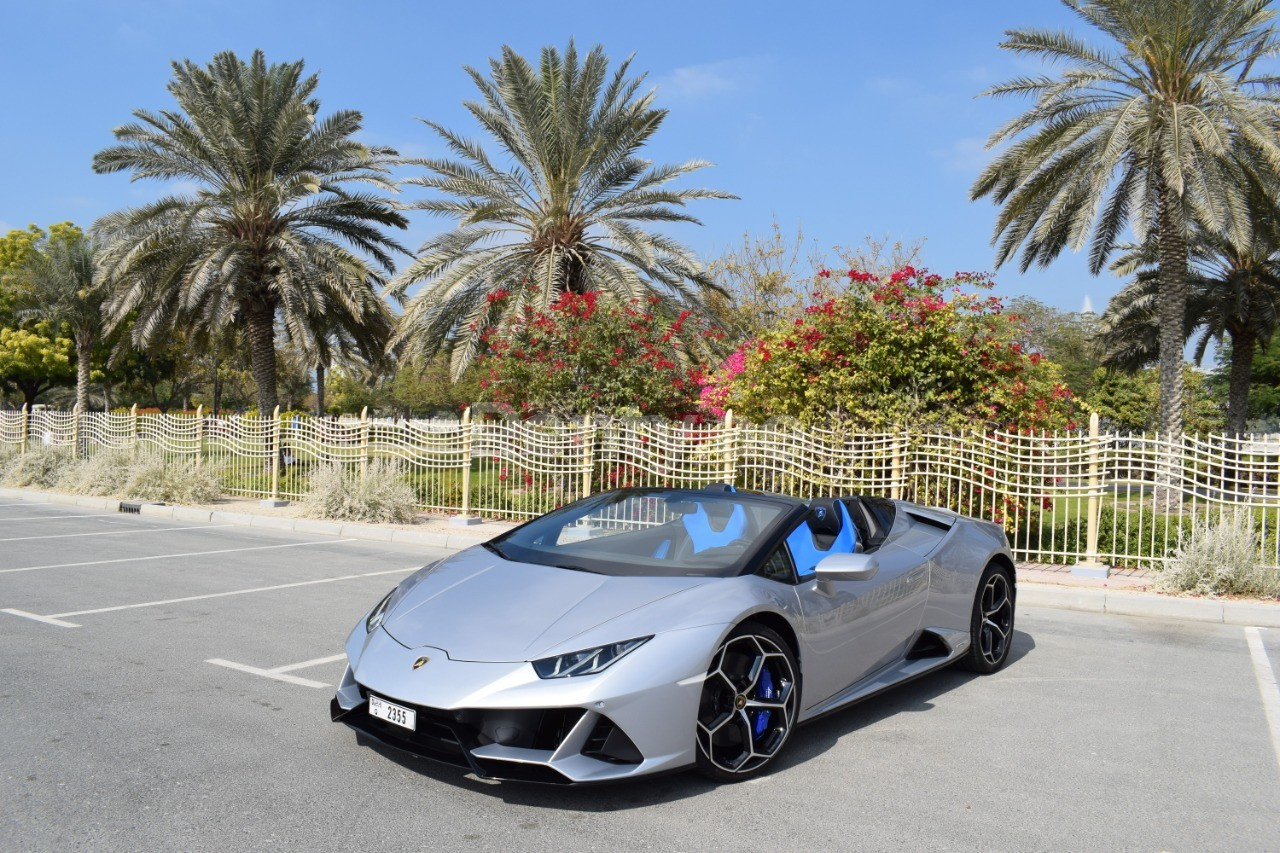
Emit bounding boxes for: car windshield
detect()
[490,490,795,577]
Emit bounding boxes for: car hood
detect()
[381,546,716,662]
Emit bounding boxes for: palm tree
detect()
[1098,222,1280,435]
[297,296,394,416]
[16,230,101,411]
[92,50,407,414]
[971,0,1280,438]
[390,41,735,377]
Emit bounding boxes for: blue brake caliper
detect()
[752,665,775,741]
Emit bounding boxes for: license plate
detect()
[368,694,416,731]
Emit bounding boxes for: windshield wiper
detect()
[481,541,508,560]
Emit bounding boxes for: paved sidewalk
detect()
[2,485,1278,628]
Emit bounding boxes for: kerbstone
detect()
[1105,590,1224,622]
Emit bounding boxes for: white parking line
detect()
[1244,627,1280,775]
[0,524,234,543]
[0,609,81,628]
[206,653,348,689]
[0,566,416,628]
[0,514,115,522]
[274,653,347,673]
[0,539,358,574]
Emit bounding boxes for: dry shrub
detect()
[1157,513,1280,599]
[121,456,222,504]
[57,449,135,496]
[1,448,69,489]
[302,460,418,524]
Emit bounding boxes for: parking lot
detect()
[0,500,1277,851]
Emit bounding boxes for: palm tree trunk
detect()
[315,363,326,417]
[1155,183,1189,510]
[75,336,92,413]
[211,345,221,418]
[244,302,279,415]
[1226,326,1257,436]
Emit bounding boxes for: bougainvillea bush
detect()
[705,267,1079,431]
[478,291,711,420]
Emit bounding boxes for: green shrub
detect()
[1157,513,1280,598]
[1,448,70,489]
[302,460,418,524]
[1014,504,1193,567]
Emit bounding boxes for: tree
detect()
[1007,296,1102,397]
[712,268,1078,430]
[0,223,82,325]
[704,222,811,344]
[293,296,393,417]
[971,0,1280,439]
[14,228,103,411]
[389,356,482,417]
[91,50,407,415]
[1211,335,1280,429]
[324,367,390,416]
[477,291,708,419]
[1098,223,1280,434]
[1087,365,1225,432]
[0,323,75,407]
[390,41,734,377]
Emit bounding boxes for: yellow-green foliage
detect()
[711,268,1079,430]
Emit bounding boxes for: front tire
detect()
[958,563,1015,673]
[695,623,799,782]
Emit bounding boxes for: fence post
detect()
[1072,411,1109,578]
[581,413,594,498]
[270,405,282,501]
[195,404,204,462]
[20,403,28,455]
[72,404,81,461]
[358,406,370,478]
[130,403,138,450]
[722,409,738,486]
[450,406,480,526]
[890,430,906,501]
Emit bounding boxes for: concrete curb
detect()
[3,485,1278,628]
[0,486,499,552]
[1018,583,1280,628]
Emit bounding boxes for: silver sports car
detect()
[331,485,1016,784]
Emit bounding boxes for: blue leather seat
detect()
[788,499,859,577]
[681,502,748,553]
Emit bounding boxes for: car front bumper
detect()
[331,624,726,784]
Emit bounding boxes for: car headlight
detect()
[531,637,652,679]
[365,589,395,634]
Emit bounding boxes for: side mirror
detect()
[815,552,879,581]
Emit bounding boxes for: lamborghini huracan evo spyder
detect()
[330,486,1016,784]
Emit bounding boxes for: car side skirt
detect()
[798,626,969,722]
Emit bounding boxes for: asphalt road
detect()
[0,502,1277,852]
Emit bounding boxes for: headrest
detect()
[806,499,843,540]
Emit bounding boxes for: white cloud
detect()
[656,58,762,102]
[935,137,991,174]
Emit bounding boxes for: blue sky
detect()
[0,0,1111,314]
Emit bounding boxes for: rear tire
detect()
[957,563,1015,674]
[694,623,799,782]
